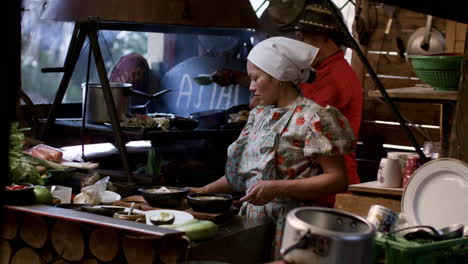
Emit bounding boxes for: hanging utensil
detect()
[383,5,405,60]
[406,15,445,56]
[421,15,433,51]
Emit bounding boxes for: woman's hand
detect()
[211,69,250,87]
[240,180,282,206]
[188,187,206,194]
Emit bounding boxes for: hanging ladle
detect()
[386,224,464,241]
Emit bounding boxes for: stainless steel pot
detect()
[82,82,132,124]
[281,207,376,264]
[82,82,171,123]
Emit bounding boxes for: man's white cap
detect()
[247,37,319,85]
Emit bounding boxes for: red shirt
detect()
[300,50,363,207]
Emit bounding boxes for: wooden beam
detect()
[449,27,468,162]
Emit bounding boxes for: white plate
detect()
[101,191,122,204]
[145,209,194,225]
[402,158,468,229]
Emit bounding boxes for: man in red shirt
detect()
[212,0,363,207]
[294,0,363,207]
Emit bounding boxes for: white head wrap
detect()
[247,37,319,85]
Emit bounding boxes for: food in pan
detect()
[193,196,230,201]
[228,110,249,123]
[120,114,170,130]
[146,186,178,193]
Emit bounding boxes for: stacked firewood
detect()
[0,210,189,264]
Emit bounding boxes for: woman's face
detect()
[247,61,281,106]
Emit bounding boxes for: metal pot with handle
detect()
[406,15,445,56]
[82,82,171,123]
[281,207,376,264]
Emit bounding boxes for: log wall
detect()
[0,210,189,264]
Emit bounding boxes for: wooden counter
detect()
[1,204,273,263]
[335,181,402,217]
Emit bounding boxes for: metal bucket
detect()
[281,207,376,264]
[82,82,132,124]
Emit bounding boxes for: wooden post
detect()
[449,27,468,162]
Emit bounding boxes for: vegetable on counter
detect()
[28,144,63,163]
[160,219,218,241]
[8,122,40,184]
[5,184,29,191]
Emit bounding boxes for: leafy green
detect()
[8,122,40,184]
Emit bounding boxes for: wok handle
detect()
[129,89,172,99]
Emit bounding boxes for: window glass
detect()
[21,0,147,104]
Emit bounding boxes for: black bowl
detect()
[138,186,189,208]
[187,193,233,213]
[4,183,35,205]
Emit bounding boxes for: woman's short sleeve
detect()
[303,106,356,158]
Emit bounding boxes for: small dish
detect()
[114,211,146,223]
[145,209,194,225]
[4,183,35,205]
[187,193,233,213]
[149,211,175,225]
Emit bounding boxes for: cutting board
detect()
[349,181,403,196]
[112,195,237,222]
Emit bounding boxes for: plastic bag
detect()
[74,176,109,205]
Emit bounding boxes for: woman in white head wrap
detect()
[189,37,356,259]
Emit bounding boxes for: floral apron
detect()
[225,97,304,259]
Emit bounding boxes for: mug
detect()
[402,155,422,188]
[377,158,402,188]
[113,212,146,223]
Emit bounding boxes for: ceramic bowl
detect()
[138,186,189,208]
[4,183,35,205]
[186,193,233,213]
